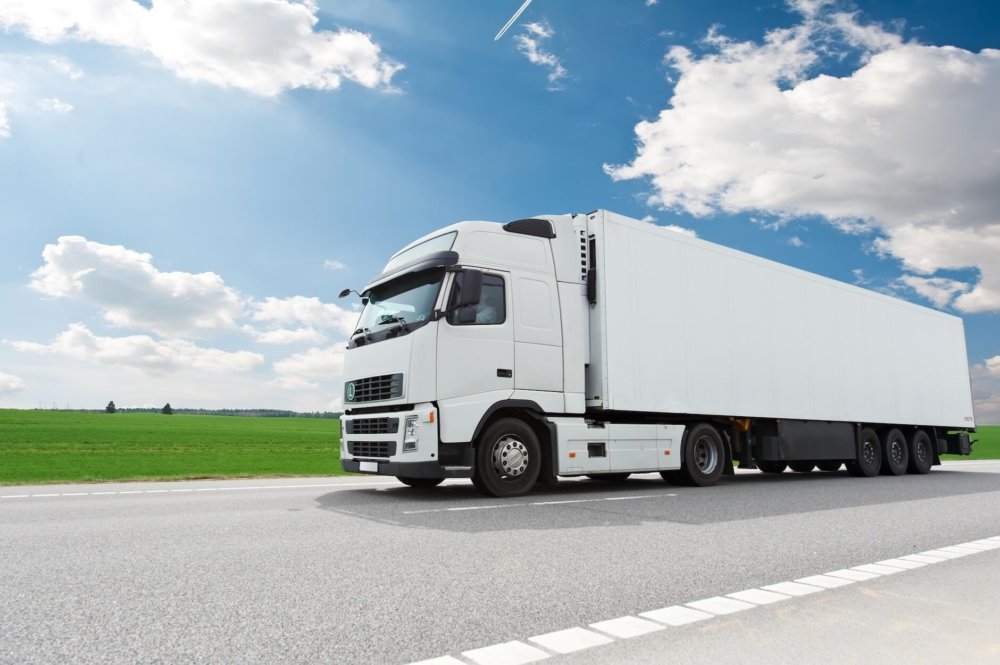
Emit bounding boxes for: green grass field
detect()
[0,409,344,485]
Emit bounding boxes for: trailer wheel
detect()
[816,461,842,472]
[880,428,908,476]
[396,477,444,488]
[586,473,632,482]
[847,427,882,477]
[788,462,815,473]
[755,461,786,474]
[679,424,725,487]
[907,430,934,475]
[472,417,541,497]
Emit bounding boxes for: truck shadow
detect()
[314,469,1000,532]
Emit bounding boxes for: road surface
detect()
[2,462,1000,664]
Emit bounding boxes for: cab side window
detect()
[448,274,506,325]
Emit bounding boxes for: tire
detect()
[396,476,444,488]
[880,428,908,476]
[679,423,725,487]
[658,470,682,484]
[907,429,934,474]
[816,461,842,472]
[847,427,882,477]
[755,461,787,474]
[788,462,815,473]
[472,418,542,497]
[586,473,631,482]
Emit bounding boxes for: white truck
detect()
[338,210,975,497]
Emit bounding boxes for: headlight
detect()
[403,415,419,452]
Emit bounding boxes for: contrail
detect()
[494,0,535,41]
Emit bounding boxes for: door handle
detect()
[497,369,513,378]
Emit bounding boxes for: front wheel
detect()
[679,423,725,487]
[397,477,444,488]
[473,418,542,497]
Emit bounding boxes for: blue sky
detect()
[0,0,998,421]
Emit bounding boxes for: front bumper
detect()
[340,402,473,479]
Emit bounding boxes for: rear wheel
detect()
[847,427,882,477]
[586,473,631,482]
[473,418,541,497]
[907,430,934,474]
[788,462,815,473]
[816,461,842,472]
[755,461,787,474]
[679,424,725,487]
[396,477,444,488]
[880,428,908,476]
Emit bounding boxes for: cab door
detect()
[437,271,514,403]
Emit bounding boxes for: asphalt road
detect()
[2,462,1000,664]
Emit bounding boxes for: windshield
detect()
[354,269,444,337]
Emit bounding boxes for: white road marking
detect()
[409,657,466,665]
[639,605,714,626]
[920,548,968,559]
[761,581,824,596]
[933,546,977,557]
[0,480,398,501]
[899,553,947,564]
[686,596,756,615]
[954,541,996,552]
[795,574,855,589]
[462,640,549,665]
[589,616,664,639]
[528,627,613,654]
[824,568,881,581]
[850,563,906,575]
[726,588,791,605]
[876,558,926,570]
[403,494,665,515]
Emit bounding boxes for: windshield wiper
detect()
[376,315,409,333]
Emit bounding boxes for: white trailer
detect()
[339,210,975,496]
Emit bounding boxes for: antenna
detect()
[494,0,535,41]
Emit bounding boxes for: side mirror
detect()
[338,288,352,298]
[454,269,483,308]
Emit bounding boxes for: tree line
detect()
[95,401,339,418]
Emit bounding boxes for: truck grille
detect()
[345,373,403,403]
[345,417,399,435]
[347,441,397,458]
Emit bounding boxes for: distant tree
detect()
[105,400,116,414]
[162,403,173,415]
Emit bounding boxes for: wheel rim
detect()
[862,439,876,466]
[692,435,718,474]
[890,439,905,465]
[916,440,930,464]
[492,435,529,479]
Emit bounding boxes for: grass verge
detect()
[0,409,344,485]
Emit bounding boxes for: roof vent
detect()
[502,218,556,239]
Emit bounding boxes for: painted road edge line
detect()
[405,535,1000,665]
[0,480,400,500]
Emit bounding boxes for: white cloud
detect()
[0,0,403,97]
[250,295,357,337]
[272,342,346,391]
[514,21,567,90]
[971,361,1000,424]
[606,6,1000,313]
[30,236,245,337]
[0,371,25,396]
[37,97,72,113]
[987,356,1000,378]
[0,100,8,138]
[8,323,263,374]
[662,224,697,237]
[243,325,326,345]
[645,0,659,6]
[897,275,969,308]
[323,259,347,271]
[788,235,805,248]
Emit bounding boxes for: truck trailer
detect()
[339,210,975,497]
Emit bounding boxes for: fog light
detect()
[403,415,419,452]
